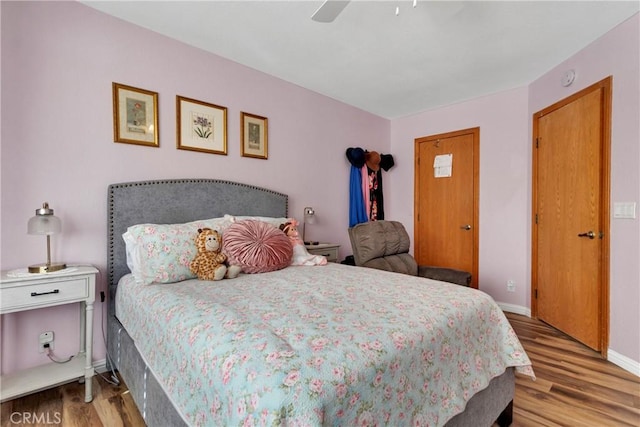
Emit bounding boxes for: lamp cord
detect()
[45,347,74,364]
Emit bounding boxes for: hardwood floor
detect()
[1,313,638,426]
[508,313,640,427]
[0,372,145,427]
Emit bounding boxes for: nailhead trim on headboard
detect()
[107,178,289,290]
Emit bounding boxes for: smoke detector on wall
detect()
[561,69,576,87]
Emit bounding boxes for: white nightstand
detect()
[305,243,340,263]
[0,266,98,403]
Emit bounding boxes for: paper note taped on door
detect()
[434,154,452,178]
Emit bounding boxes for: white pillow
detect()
[224,214,290,229]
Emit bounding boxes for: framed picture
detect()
[112,82,159,147]
[241,112,268,159]
[176,96,227,155]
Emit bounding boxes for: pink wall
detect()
[389,88,531,307]
[0,2,389,374]
[388,14,639,367]
[2,2,638,376]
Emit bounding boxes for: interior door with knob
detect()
[414,128,479,288]
[532,78,610,354]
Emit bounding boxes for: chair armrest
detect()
[418,266,472,287]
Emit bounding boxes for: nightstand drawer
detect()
[306,244,340,262]
[1,277,90,313]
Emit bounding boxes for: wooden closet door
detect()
[414,128,479,287]
[532,78,611,353]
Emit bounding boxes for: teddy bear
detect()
[190,228,241,280]
[279,220,327,266]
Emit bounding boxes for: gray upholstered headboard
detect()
[107,178,288,305]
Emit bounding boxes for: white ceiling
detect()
[82,1,639,119]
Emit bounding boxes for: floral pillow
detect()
[123,216,233,285]
[223,220,293,274]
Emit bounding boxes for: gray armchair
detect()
[348,220,471,287]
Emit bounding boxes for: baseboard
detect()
[497,302,531,317]
[496,304,640,378]
[607,350,640,377]
[93,359,108,373]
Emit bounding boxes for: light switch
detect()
[613,202,637,219]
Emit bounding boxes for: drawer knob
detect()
[31,289,60,297]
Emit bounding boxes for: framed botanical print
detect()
[112,82,159,147]
[176,96,227,155]
[240,112,268,159]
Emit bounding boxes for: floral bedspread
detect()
[116,263,534,426]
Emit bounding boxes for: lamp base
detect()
[28,262,67,273]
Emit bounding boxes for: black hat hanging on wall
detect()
[346,147,366,168]
[380,153,395,171]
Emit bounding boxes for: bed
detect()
[106,178,534,426]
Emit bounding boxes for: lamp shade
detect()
[27,202,62,235]
[304,207,316,225]
[27,202,66,273]
[302,207,317,245]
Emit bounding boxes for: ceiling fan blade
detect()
[311,0,350,23]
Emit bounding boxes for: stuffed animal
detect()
[279,220,327,266]
[190,228,241,280]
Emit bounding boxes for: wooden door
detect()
[532,77,611,354]
[414,128,479,288]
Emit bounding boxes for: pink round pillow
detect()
[223,220,293,274]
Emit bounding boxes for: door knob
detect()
[578,231,595,239]
[460,225,471,230]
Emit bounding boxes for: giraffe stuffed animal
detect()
[190,228,241,280]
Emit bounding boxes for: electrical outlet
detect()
[39,331,54,353]
[506,280,516,292]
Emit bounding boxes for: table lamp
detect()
[303,206,317,245]
[27,202,66,273]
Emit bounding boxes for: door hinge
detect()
[535,289,538,299]
[536,137,540,148]
[535,214,538,224]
